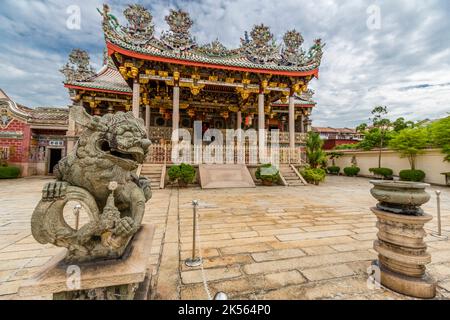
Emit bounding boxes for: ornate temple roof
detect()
[100,4,324,75]
[61,50,131,94]
[0,88,68,127]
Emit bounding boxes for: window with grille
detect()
[0,146,9,160]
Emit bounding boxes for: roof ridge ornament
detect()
[60,49,96,83]
[160,9,196,52]
[239,24,280,64]
[198,38,230,57]
[281,29,306,66]
[121,4,155,45]
[306,39,325,66]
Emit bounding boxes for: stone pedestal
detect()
[19,224,155,300]
[372,208,436,298]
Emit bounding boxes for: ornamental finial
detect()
[60,49,95,83]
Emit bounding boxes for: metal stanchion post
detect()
[73,204,81,231]
[185,200,202,267]
[436,190,442,236]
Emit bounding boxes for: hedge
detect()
[327,166,340,175]
[0,166,21,179]
[369,167,394,179]
[344,166,360,177]
[301,168,326,185]
[400,169,426,182]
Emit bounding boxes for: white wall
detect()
[333,149,450,186]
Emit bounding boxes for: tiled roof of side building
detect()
[65,63,132,93]
[313,127,357,134]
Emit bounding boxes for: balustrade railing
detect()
[146,143,305,165]
[147,126,307,144]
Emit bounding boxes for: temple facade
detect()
[1,3,324,177]
[61,4,324,164]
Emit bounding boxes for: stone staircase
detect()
[280,165,307,187]
[140,164,165,190]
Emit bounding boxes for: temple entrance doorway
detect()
[48,148,62,174]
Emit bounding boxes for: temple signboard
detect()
[0,131,23,139]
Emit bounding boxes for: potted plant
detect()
[255,164,280,186]
[369,167,394,180]
[327,166,341,175]
[344,166,360,177]
[399,169,426,182]
[168,163,196,187]
[301,168,326,185]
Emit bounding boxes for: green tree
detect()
[430,116,450,162]
[392,117,415,132]
[305,132,327,168]
[389,127,429,170]
[370,106,391,168]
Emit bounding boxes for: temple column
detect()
[299,113,304,133]
[66,100,82,154]
[172,85,180,138]
[237,111,242,130]
[304,114,312,133]
[132,78,140,118]
[145,104,151,137]
[258,92,265,145]
[289,95,295,149]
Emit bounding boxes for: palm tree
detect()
[306,132,327,168]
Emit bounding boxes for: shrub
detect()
[301,168,326,185]
[327,166,340,175]
[255,164,280,185]
[369,167,393,179]
[168,163,196,186]
[400,169,426,182]
[0,166,21,179]
[344,166,360,177]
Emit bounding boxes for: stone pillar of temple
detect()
[172,85,180,138]
[237,111,242,130]
[299,113,304,133]
[66,101,82,154]
[289,95,295,149]
[132,79,140,118]
[145,105,151,137]
[304,115,312,133]
[258,92,265,146]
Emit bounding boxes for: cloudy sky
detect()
[0,0,449,127]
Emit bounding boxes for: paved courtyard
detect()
[1,176,450,300]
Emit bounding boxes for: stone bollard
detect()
[370,180,436,299]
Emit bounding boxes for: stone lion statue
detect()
[31,106,152,262]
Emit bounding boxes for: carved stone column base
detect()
[373,260,436,299]
[372,207,436,299]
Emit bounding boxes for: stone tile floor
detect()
[1,176,449,300]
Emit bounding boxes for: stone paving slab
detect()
[1,176,449,300]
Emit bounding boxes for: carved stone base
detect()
[19,224,155,300]
[371,207,436,299]
[373,260,436,299]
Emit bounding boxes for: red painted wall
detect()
[0,118,30,163]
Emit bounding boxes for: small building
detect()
[0,89,68,176]
[313,127,363,150]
